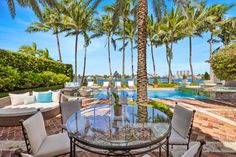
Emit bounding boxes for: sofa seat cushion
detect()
[169,128,188,145]
[0,102,59,117]
[34,133,70,157]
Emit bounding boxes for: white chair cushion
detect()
[9,92,30,106]
[128,81,134,87]
[115,82,121,87]
[181,142,201,157]
[34,133,70,157]
[103,82,109,87]
[21,153,34,157]
[23,112,47,154]
[24,96,36,105]
[87,82,94,86]
[169,128,188,145]
[171,104,193,138]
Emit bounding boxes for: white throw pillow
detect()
[24,96,36,105]
[9,92,29,106]
[51,90,61,102]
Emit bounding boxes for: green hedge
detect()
[149,82,179,88]
[211,43,236,81]
[0,49,73,79]
[0,85,63,98]
[0,65,70,92]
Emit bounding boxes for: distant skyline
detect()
[0,0,235,76]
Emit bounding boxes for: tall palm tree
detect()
[137,0,148,104]
[111,0,137,79]
[94,14,117,79]
[185,2,207,83]
[147,15,157,76]
[205,4,233,82]
[60,0,101,81]
[27,8,63,62]
[6,0,57,19]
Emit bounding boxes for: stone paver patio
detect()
[0,98,236,157]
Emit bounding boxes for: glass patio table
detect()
[66,104,171,156]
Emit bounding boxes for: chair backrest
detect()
[181,141,205,157]
[20,111,47,155]
[103,81,109,87]
[128,81,134,87]
[115,82,121,87]
[87,81,94,87]
[172,104,195,139]
[60,100,81,125]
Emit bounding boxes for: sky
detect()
[0,0,235,76]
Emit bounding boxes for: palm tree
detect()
[137,0,148,104]
[6,0,57,19]
[111,0,137,79]
[94,14,117,79]
[18,42,52,59]
[185,2,207,83]
[147,15,157,76]
[205,4,233,82]
[60,0,101,81]
[27,8,63,62]
[18,42,38,56]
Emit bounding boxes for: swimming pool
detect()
[93,90,206,99]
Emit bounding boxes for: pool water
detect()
[93,90,206,99]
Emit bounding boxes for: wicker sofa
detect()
[0,92,61,127]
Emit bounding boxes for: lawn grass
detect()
[0,85,63,98]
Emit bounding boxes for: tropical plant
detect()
[60,0,101,81]
[94,13,117,79]
[205,4,233,82]
[184,1,207,83]
[110,0,137,79]
[6,0,57,19]
[27,8,63,62]
[147,15,157,76]
[18,42,52,59]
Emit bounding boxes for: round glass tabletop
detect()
[66,104,171,150]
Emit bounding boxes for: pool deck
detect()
[0,98,236,157]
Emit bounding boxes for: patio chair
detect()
[128,80,135,89]
[181,140,205,157]
[115,82,121,89]
[169,103,196,149]
[19,111,70,157]
[103,81,109,88]
[142,141,205,157]
[60,100,81,132]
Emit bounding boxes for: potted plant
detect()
[153,75,158,88]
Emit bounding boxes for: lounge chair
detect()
[87,81,94,87]
[59,100,81,132]
[19,111,70,157]
[128,80,135,89]
[63,82,80,96]
[169,103,196,149]
[115,82,121,89]
[103,81,109,88]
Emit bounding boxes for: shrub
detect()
[0,66,20,91]
[149,82,179,88]
[153,76,158,84]
[201,72,210,80]
[148,100,173,119]
[183,74,187,80]
[211,43,236,81]
[0,49,73,79]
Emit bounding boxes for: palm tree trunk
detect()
[189,36,194,83]
[55,32,62,62]
[137,0,148,105]
[108,35,112,78]
[209,32,214,83]
[131,39,134,80]
[150,42,156,76]
[122,17,126,80]
[82,45,87,83]
[74,32,78,82]
[165,43,171,84]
